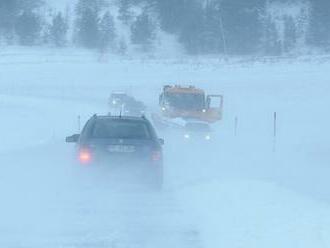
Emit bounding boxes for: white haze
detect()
[1,49,330,247]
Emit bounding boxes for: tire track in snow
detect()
[0,141,203,248]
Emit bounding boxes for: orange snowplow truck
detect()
[159,85,223,123]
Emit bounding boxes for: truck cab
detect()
[159,85,223,123]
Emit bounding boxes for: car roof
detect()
[185,122,209,127]
[80,115,158,141]
[111,92,126,95]
[93,115,148,122]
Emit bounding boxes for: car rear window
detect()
[91,119,151,139]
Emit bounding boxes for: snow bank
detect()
[177,180,330,248]
[0,94,103,153]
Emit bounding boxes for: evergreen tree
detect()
[118,38,128,55]
[74,0,106,48]
[201,2,226,54]
[75,0,106,16]
[76,8,99,48]
[0,0,20,41]
[178,1,204,54]
[15,10,42,45]
[155,0,186,34]
[49,12,68,47]
[118,0,133,24]
[5,0,329,54]
[308,0,330,49]
[283,16,297,54]
[99,11,116,51]
[220,0,266,55]
[131,11,155,51]
[0,0,43,44]
[20,0,43,11]
[262,19,281,56]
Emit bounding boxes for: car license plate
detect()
[108,145,135,153]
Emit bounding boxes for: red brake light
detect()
[151,150,162,162]
[78,148,92,164]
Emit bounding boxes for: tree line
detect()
[0,0,329,56]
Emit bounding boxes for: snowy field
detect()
[1,49,330,247]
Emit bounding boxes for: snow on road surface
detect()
[0,149,201,248]
[0,96,201,248]
[178,180,330,248]
[1,51,330,247]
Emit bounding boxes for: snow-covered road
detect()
[1,53,330,247]
[0,95,203,248]
[0,142,202,248]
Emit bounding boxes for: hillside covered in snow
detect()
[0,0,330,57]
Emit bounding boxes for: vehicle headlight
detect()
[202,109,207,113]
[205,135,211,140]
[184,134,190,139]
[112,100,117,105]
[162,107,166,111]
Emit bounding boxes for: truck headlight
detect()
[184,134,190,139]
[205,135,211,140]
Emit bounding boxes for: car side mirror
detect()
[159,138,165,145]
[66,134,80,143]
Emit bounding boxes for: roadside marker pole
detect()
[234,116,238,137]
[78,115,81,133]
[273,112,277,152]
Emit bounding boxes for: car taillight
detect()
[151,150,162,162]
[78,148,92,164]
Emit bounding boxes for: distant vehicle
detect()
[123,96,146,116]
[183,122,212,141]
[160,85,223,123]
[152,85,223,130]
[109,91,128,108]
[109,91,146,116]
[66,114,164,188]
